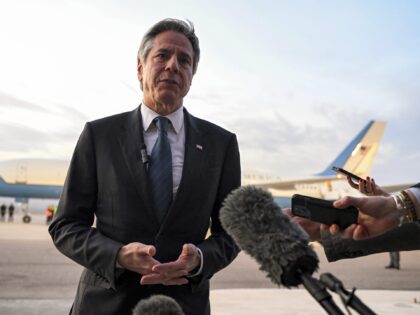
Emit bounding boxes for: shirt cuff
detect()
[187,247,203,278]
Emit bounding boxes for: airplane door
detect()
[16,161,28,184]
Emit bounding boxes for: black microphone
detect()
[140,144,149,168]
[132,295,185,315]
[220,186,344,315]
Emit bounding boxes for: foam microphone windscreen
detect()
[132,295,185,315]
[220,185,318,286]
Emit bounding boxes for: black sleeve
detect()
[49,123,123,289]
[322,221,420,262]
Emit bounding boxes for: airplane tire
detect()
[22,215,32,224]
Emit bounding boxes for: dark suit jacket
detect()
[322,183,420,261]
[49,106,241,315]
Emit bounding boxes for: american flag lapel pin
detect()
[196,144,203,150]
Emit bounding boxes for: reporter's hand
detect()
[347,176,388,196]
[140,244,200,286]
[283,208,322,242]
[117,242,160,275]
[328,195,399,240]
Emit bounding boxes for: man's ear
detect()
[137,57,143,82]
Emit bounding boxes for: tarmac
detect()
[1,214,420,314]
[1,290,420,315]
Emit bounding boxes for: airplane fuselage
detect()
[0,178,62,200]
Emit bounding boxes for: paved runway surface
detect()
[1,214,420,314]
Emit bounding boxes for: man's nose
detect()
[165,55,179,73]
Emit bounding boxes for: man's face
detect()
[138,31,194,115]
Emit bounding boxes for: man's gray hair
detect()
[138,18,200,75]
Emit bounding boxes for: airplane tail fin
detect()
[317,120,386,178]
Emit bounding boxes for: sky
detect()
[0,0,419,186]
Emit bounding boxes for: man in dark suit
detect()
[49,18,240,315]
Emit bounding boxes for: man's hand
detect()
[327,195,399,240]
[117,242,160,275]
[283,208,322,242]
[140,244,200,286]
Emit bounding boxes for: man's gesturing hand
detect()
[117,242,160,275]
[140,244,201,286]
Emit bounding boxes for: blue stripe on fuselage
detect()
[273,197,292,209]
[0,176,62,199]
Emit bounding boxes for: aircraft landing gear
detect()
[21,203,31,224]
[22,214,32,223]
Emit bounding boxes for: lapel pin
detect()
[196,144,203,150]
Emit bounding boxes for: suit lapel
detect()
[179,110,207,191]
[160,109,207,227]
[117,107,158,227]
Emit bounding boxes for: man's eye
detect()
[180,58,191,65]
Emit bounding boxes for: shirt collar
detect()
[141,103,184,134]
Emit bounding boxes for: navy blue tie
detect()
[149,117,173,223]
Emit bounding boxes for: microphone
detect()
[220,185,318,286]
[132,295,185,315]
[140,144,149,168]
[220,186,345,315]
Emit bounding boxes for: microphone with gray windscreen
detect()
[132,294,185,315]
[220,186,345,315]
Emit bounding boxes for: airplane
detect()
[0,120,414,223]
[244,120,414,207]
[0,159,68,223]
